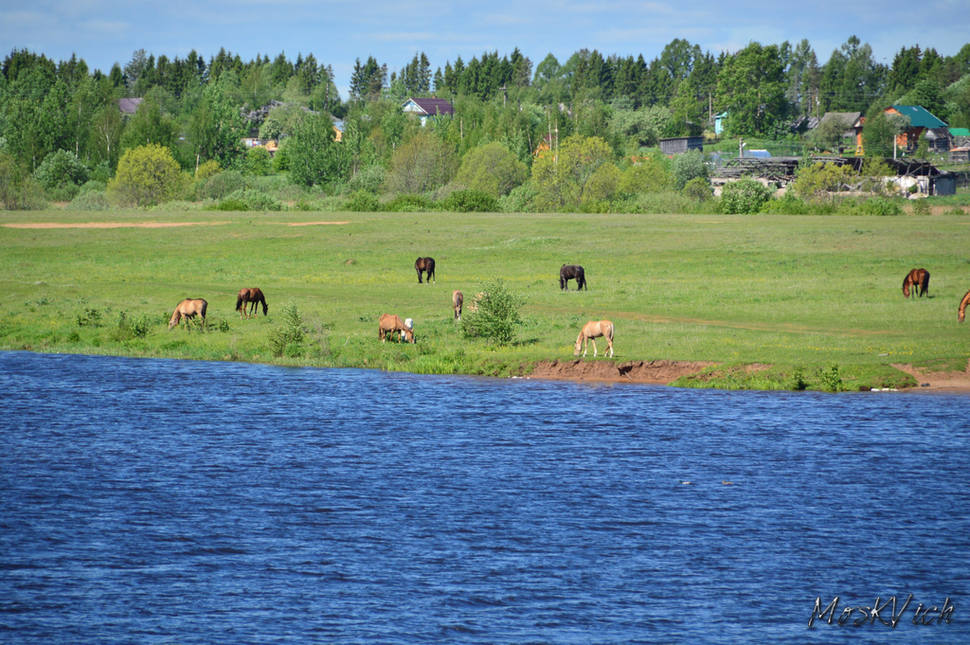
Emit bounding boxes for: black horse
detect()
[415,257,436,283]
[560,264,587,290]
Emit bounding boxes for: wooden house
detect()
[659,136,704,155]
[402,97,454,126]
[885,105,948,152]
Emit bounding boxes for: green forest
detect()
[1,36,969,214]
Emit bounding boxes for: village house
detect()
[401,97,454,125]
[885,104,948,153]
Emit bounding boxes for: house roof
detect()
[949,128,970,137]
[889,105,947,129]
[118,97,143,115]
[819,112,862,128]
[403,97,454,116]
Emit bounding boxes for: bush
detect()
[442,189,498,212]
[619,155,673,195]
[911,199,931,216]
[214,188,282,211]
[346,190,380,212]
[195,159,222,181]
[34,150,89,195]
[453,142,528,197]
[461,280,523,345]
[347,164,386,194]
[720,179,773,214]
[498,183,538,212]
[383,193,435,212]
[244,146,273,176]
[856,197,903,216]
[108,144,183,207]
[197,169,247,200]
[269,303,306,357]
[0,152,45,209]
[67,189,111,211]
[671,149,709,189]
[682,176,713,201]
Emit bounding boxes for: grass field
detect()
[2,208,969,391]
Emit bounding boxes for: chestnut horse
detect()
[235,287,267,318]
[560,264,587,290]
[902,268,930,298]
[379,313,415,343]
[415,257,436,283]
[574,320,614,358]
[168,298,207,330]
[452,290,463,320]
[959,290,970,322]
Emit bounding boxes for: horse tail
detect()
[199,299,208,319]
[921,270,930,295]
[261,295,268,315]
[236,293,243,311]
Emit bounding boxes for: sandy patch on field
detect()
[287,221,351,226]
[2,221,229,229]
[528,359,714,385]
[893,361,970,393]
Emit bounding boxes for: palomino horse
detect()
[560,264,588,290]
[415,257,436,283]
[574,320,614,358]
[235,287,268,318]
[452,290,463,320]
[168,298,207,330]
[379,313,415,343]
[959,290,970,322]
[902,268,930,298]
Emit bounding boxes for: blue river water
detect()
[1,350,968,644]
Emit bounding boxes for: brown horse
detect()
[452,290,463,320]
[168,298,207,330]
[902,268,930,298]
[235,287,267,318]
[959,291,970,322]
[574,320,614,358]
[415,257,436,283]
[560,264,587,290]
[379,313,415,343]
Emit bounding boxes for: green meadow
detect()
[2,208,969,391]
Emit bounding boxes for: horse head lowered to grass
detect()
[574,320,613,358]
[168,298,207,331]
[902,268,930,298]
[415,257,436,284]
[959,291,970,322]
[236,287,267,318]
[379,313,415,343]
[560,264,587,290]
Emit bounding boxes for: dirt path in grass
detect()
[892,361,970,393]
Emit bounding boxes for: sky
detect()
[2,0,969,97]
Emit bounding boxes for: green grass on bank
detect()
[2,209,969,391]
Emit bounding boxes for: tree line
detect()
[1,36,969,211]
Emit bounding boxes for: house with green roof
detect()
[885,105,949,152]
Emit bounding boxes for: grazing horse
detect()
[574,320,614,358]
[960,291,970,323]
[415,257,436,284]
[168,298,207,331]
[452,290,463,320]
[560,264,588,290]
[379,313,415,343]
[902,268,930,298]
[235,287,268,318]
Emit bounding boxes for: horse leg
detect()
[591,337,598,357]
[417,268,423,284]
[606,336,613,358]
